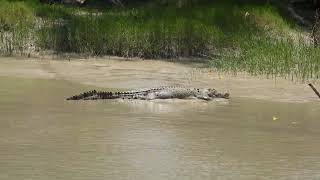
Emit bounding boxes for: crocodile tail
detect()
[66,90,97,100]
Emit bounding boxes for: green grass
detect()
[0,0,319,80]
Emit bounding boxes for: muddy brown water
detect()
[0,57,320,180]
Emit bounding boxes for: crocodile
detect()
[66,87,230,101]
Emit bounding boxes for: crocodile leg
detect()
[197,96,212,101]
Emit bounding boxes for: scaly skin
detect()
[66,87,230,101]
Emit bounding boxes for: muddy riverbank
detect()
[0,56,318,103]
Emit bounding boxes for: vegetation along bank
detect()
[1,0,320,80]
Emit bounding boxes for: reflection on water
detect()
[1,76,320,180]
[118,98,229,114]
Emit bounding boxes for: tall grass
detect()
[0,0,34,55]
[37,6,224,58]
[212,37,320,80]
[210,5,320,80]
[35,3,260,58]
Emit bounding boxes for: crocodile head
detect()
[206,88,230,99]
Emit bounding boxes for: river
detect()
[0,57,319,180]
